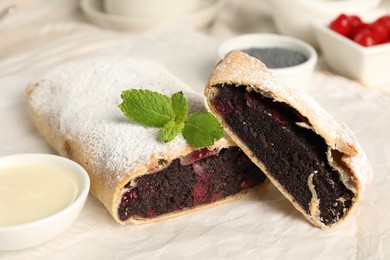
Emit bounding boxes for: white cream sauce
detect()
[0,164,78,226]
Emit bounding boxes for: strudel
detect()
[27,57,267,224]
[204,50,373,229]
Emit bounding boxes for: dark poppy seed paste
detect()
[118,147,266,221]
[211,84,354,226]
[241,47,308,68]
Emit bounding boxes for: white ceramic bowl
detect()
[80,0,224,31]
[313,15,390,87]
[218,33,318,92]
[266,0,382,47]
[0,154,90,251]
[104,0,201,18]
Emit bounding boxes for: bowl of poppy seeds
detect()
[218,33,318,92]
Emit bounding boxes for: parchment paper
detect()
[0,16,389,260]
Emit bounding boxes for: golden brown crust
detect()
[204,50,373,229]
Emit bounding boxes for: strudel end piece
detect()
[204,50,373,229]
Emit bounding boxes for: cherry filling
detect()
[118,147,266,221]
[211,84,354,226]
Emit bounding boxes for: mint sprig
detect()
[162,120,184,142]
[118,89,174,127]
[182,112,224,148]
[171,92,188,123]
[118,90,224,148]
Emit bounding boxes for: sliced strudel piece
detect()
[204,50,373,229]
[27,57,267,224]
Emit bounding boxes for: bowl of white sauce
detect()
[0,153,90,251]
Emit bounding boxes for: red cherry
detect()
[351,22,368,39]
[349,15,363,27]
[147,208,156,218]
[353,29,379,46]
[347,15,365,38]
[330,14,352,37]
[375,15,390,31]
[370,21,389,43]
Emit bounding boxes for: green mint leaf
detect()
[118,89,174,127]
[171,92,188,123]
[182,112,224,148]
[119,89,224,147]
[161,120,185,142]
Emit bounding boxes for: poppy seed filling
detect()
[211,84,354,226]
[118,147,266,221]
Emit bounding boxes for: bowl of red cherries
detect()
[313,13,390,87]
[329,14,390,46]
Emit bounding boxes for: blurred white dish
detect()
[266,0,382,46]
[313,15,390,87]
[104,0,200,18]
[218,33,317,92]
[0,154,90,251]
[80,0,225,31]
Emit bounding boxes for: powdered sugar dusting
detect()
[29,57,205,188]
